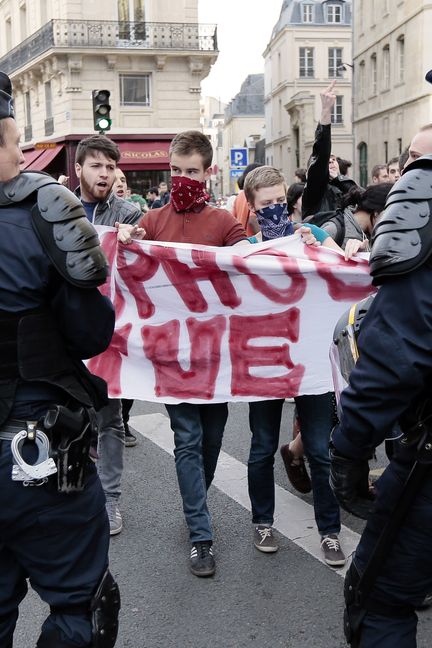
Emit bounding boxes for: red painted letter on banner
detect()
[142,316,226,399]
[230,308,305,397]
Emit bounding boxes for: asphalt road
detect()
[13,400,432,647]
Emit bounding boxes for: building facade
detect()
[0,0,217,192]
[264,0,353,183]
[200,95,226,199]
[353,0,432,187]
[222,74,265,195]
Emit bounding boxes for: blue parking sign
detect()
[230,148,248,168]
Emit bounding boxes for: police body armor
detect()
[331,155,432,647]
[0,172,109,491]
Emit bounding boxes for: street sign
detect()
[230,169,244,178]
[230,147,248,168]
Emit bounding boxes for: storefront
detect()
[20,134,174,196]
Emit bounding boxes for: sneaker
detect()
[124,425,137,447]
[190,541,215,577]
[321,534,346,567]
[106,500,123,536]
[254,525,279,553]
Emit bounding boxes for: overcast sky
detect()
[198,0,283,104]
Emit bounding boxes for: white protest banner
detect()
[88,227,375,403]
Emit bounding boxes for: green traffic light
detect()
[92,89,112,132]
[97,117,111,131]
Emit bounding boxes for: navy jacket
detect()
[332,265,432,460]
[0,198,115,417]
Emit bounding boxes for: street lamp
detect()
[337,62,353,73]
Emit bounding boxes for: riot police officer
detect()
[330,150,432,646]
[0,72,120,646]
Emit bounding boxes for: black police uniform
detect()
[0,72,119,648]
[330,155,432,647]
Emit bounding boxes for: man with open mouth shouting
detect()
[75,135,141,537]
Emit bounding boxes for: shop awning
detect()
[27,144,65,170]
[20,148,45,170]
[117,141,170,169]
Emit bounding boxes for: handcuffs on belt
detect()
[11,420,57,487]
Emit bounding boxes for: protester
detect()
[386,157,401,184]
[232,162,263,236]
[330,149,432,647]
[242,165,346,566]
[284,181,392,494]
[286,182,305,223]
[320,183,393,259]
[128,192,148,214]
[371,164,389,184]
[158,180,170,205]
[294,167,307,183]
[113,167,128,199]
[117,130,249,577]
[147,187,163,209]
[302,81,357,218]
[337,157,352,176]
[0,71,120,647]
[75,134,141,535]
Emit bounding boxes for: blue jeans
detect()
[351,460,432,647]
[248,393,340,535]
[295,392,340,536]
[165,402,228,543]
[248,400,284,525]
[96,398,125,503]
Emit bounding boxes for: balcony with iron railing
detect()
[0,20,218,76]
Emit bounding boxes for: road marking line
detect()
[131,413,361,577]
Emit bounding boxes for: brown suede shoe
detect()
[280,445,312,494]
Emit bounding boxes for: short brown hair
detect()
[169,130,213,169]
[244,166,287,206]
[75,134,120,165]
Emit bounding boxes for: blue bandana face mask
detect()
[255,202,293,240]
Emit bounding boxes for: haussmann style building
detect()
[264,0,353,183]
[0,0,218,193]
[353,0,432,187]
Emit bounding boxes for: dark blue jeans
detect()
[351,460,432,647]
[0,441,110,647]
[248,393,340,535]
[165,402,228,543]
[248,399,284,525]
[295,392,340,536]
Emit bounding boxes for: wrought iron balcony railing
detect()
[0,20,218,75]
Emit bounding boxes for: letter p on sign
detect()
[230,148,248,168]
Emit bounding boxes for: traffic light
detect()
[92,89,111,132]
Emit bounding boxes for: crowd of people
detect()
[2,65,432,648]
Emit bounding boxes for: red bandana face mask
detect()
[170,175,209,212]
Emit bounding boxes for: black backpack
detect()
[303,210,346,247]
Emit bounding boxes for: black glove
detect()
[329,444,375,519]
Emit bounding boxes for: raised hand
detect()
[320,80,337,125]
